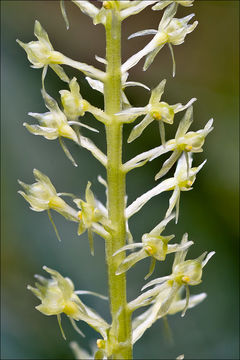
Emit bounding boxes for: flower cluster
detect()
[129,235,215,343]
[17,0,215,358]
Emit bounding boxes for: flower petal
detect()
[128,113,154,143]
[128,29,158,40]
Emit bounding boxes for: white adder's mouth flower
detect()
[122,2,198,75]
[74,182,110,255]
[60,77,89,121]
[18,169,78,221]
[116,79,196,145]
[28,266,109,339]
[114,214,193,279]
[26,89,78,143]
[17,20,69,83]
[25,88,82,166]
[150,107,213,180]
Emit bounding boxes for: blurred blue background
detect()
[1,1,239,359]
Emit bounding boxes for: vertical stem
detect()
[104,6,132,360]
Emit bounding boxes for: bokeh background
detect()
[1,1,239,359]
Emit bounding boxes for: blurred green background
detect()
[1,1,239,359]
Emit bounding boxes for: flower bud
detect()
[60,77,88,120]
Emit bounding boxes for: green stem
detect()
[104,7,132,360]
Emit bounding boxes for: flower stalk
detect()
[104,7,132,359]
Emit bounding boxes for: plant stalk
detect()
[104,7,132,360]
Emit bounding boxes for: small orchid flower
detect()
[18,169,78,240]
[150,107,213,179]
[114,215,193,279]
[18,169,77,220]
[17,21,69,85]
[142,234,215,318]
[152,1,194,11]
[116,79,196,145]
[59,77,99,142]
[164,152,206,223]
[61,77,111,126]
[74,182,110,255]
[122,3,198,75]
[25,89,80,166]
[28,266,109,339]
[60,77,89,121]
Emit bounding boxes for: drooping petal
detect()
[168,43,176,77]
[47,209,62,242]
[49,64,70,83]
[128,113,154,143]
[155,150,181,180]
[59,137,78,167]
[144,257,156,280]
[116,249,148,275]
[57,314,67,340]
[165,186,180,219]
[158,282,181,317]
[143,46,164,71]
[69,317,85,337]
